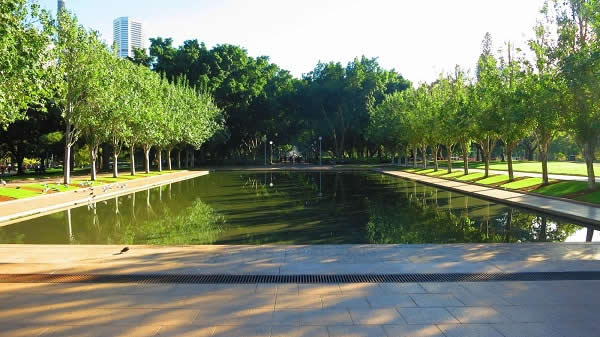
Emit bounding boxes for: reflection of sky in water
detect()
[566,227,599,242]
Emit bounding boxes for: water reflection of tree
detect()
[123,199,225,244]
[366,177,579,244]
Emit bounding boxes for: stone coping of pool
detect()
[1,244,600,275]
[378,169,600,227]
[0,170,209,225]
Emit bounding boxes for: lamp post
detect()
[269,141,273,165]
[264,138,267,167]
[319,136,322,166]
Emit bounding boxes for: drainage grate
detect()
[1,272,600,284]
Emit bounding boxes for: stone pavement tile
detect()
[0,325,50,337]
[378,283,426,294]
[382,324,445,337]
[276,284,300,295]
[409,294,464,307]
[366,294,416,308]
[154,325,214,337]
[195,307,273,326]
[450,291,511,306]
[138,309,200,326]
[41,324,160,337]
[437,324,504,337]
[255,283,279,295]
[339,283,386,297]
[299,284,342,296]
[272,310,304,326]
[271,325,329,337]
[321,295,370,309]
[446,306,509,323]
[327,325,387,337]
[419,283,467,294]
[397,308,459,324]
[212,325,271,337]
[110,284,176,295]
[493,323,565,337]
[299,309,353,326]
[492,305,547,323]
[276,294,322,309]
[167,293,275,311]
[170,284,222,296]
[349,308,405,325]
[95,325,161,337]
[56,308,153,326]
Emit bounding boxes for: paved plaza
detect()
[1,244,600,336]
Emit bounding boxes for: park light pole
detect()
[319,136,322,166]
[270,141,273,165]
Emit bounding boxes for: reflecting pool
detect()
[0,171,595,244]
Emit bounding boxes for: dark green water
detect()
[0,171,591,244]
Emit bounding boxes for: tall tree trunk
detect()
[432,145,439,171]
[584,142,596,190]
[157,148,162,172]
[507,147,514,182]
[167,149,172,170]
[539,141,550,185]
[143,145,151,174]
[63,121,71,184]
[461,142,469,175]
[413,146,417,168]
[481,137,497,178]
[90,146,97,181]
[177,150,181,169]
[112,152,119,178]
[101,143,110,171]
[446,143,453,174]
[191,150,195,168]
[422,145,427,169]
[130,145,136,176]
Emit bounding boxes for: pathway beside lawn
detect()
[378,169,600,226]
[0,170,209,224]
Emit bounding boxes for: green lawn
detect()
[440,171,466,178]
[23,183,79,192]
[456,173,485,181]
[0,188,40,199]
[533,181,596,197]
[425,170,448,176]
[476,175,510,185]
[500,178,549,190]
[576,190,600,204]
[440,160,599,177]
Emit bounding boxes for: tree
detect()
[53,11,105,184]
[527,22,568,184]
[473,41,502,178]
[497,43,534,181]
[550,0,600,190]
[0,0,53,128]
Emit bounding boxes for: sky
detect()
[39,0,547,84]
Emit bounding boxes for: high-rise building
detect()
[57,0,65,13]
[113,17,144,58]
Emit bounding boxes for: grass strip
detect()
[456,173,485,181]
[476,175,510,185]
[500,178,548,190]
[0,188,40,199]
[533,181,591,197]
[576,190,600,204]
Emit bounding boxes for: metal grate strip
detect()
[1,272,600,284]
